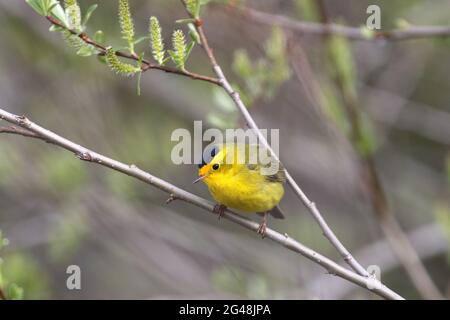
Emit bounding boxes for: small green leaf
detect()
[82,3,98,29]
[185,0,200,18]
[49,24,64,32]
[25,0,46,16]
[188,23,200,44]
[134,36,150,45]
[50,1,70,27]
[93,30,105,44]
[97,55,107,64]
[185,41,195,61]
[176,18,196,24]
[76,45,96,57]
[136,53,144,96]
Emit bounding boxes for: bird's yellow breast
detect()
[204,164,284,213]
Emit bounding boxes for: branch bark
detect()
[0,106,403,300]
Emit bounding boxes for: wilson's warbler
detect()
[194,143,286,237]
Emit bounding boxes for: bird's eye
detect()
[212,163,219,170]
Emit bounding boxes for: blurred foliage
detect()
[326,33,377,156]
[207,26,290,128]
[294,0,319,22]
[210,265,271,299]
[48,205,88,262]
[0,231,24,299]
[39,150,87,194]
[232,27,291,106]
[2,252,50,299]
[0,141,21,188]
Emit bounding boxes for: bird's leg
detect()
[213,204,227,220]
[257,212,268,238]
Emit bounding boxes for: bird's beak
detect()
[193,175,207,184]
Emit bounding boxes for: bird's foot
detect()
[213,204,227,220]
[257,212,268,238]
[257,221,267,238]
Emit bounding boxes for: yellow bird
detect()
[194,143,286,236]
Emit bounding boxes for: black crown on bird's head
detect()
[198,145,219,168]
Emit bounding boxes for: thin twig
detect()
[0,125,50,141]
[181,1,369,278]
[232,6,450,41]
[45,16,221,86]
[0,106,403,300]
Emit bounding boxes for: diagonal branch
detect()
[0,106,402,300]
[45,16,221,86]
[182,2,369,278]
[232,6,450,41]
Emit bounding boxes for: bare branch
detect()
[45,16,221,86]
[233,6,450,41]
[0,106,403,299]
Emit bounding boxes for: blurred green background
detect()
[0,0,449,299]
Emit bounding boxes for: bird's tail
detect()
[269,205,285,219]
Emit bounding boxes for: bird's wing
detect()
[243,144,286,183]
